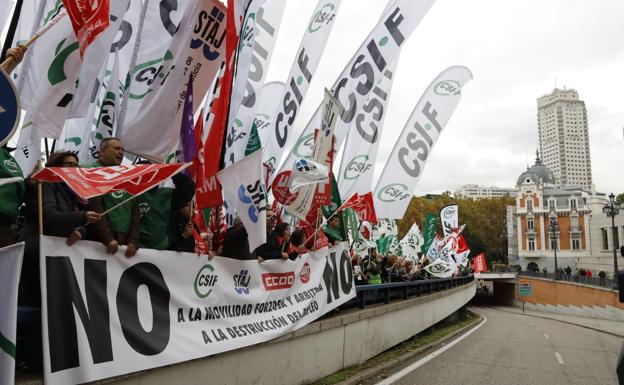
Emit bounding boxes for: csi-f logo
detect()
[293,133,314,159]
[191,6,226,61]
[434,80,461,96]
[194,264,218,298]
[233,269,251,294]
[237,180,267,223]
[344,155,372,180]
[138,202,151,218]
[377,183,410,203]
[309,2,337,33]
[3,159,21,175]
[442,206,457,218]
[130,50,175,100]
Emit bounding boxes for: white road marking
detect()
[374,315,488,385]
[555,352,565,365]
[544,334,549,339]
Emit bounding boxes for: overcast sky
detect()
[265,0,624,196]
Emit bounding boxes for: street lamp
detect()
[603,193,621,283]
[549,210,559,278]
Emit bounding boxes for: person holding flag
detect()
[0,45,27,74]
[86,138,140,257]
[0,147,24,247]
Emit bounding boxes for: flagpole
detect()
[37,181,43,235]
[301,197,354,247]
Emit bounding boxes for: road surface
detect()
[369,307,622,385]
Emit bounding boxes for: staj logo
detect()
[233,269,251,294]
[237,180,267,223]
[194,264,218,298]
[191,6,226,61]
[262,272,295,291]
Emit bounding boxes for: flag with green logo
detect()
[0,242,24,385]
[421,213,437,254]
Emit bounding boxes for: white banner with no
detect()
[40,236,355,385]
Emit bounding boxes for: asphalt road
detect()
[370,307,622,385]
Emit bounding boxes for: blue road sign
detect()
[0,68,20,147]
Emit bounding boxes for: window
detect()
[528,239,535,251]
[572,238,580,250]
[570,199,577,209]
[527,218,534,230]
[527,200,533,210]
[551,238,557,250]
[602,228,609,250]
[570,216,578,229]
[548,200,556,210]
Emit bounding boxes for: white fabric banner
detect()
[0,242,24,385]
[400,222,423,261]
[13,114,42,175]
[263,0,342,182]
[373,66,473,219]
[92,50,120,158]
[223,0,284,166]
[254,80,285,147]
[216,149,268,251]
[337,58,398,199]
[40,236,355,385]
[439,204,458,237]
[27,1,129,138]
[119,0,226,161]
[285,89,341,220]
[274,0,435,187]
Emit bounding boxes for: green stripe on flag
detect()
[0,331,16,359]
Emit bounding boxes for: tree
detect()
[398,195,514,263]
[616,193,624,203]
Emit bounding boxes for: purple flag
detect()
[180,75,197,166]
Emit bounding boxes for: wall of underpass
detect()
[105,282,475,385]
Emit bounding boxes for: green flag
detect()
[421,213,437,254]
[244,122,261,156]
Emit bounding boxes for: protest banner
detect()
[40,236,355,385]
[0,242,24,385]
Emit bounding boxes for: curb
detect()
[334,314,482,385]
[488,306,624,338]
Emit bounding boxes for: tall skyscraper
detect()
[537,88,592,189]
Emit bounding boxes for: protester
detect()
[323,215,344,246]
[0,44,27,74]
[287,228,307,260]
[274,222,291,252]
[255,210,288,261]
[352,254,368,285]
[362,247,382,284]
[86,138,140,257]
[0,146,25,247]
[222,217,252,260]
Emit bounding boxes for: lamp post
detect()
[603,193,621,284]
[549,210,559,279]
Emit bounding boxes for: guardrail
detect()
[518,271,617,289]
[340,275,475,310]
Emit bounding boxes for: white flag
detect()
[119,0,227,162]
[216,150,268,251]
[400,222,423,261]
[264,0,342,181]
[440,204,458,237]
[27,1,129,138]
[373,66,473,219]
[91,50,121,160]
[424,258,454,278]
[0,242,24,385]
[223,0,285,165]
[254,80,285,148]
[13,115,42,176]
[273,0,435,187]
[337,58,399,199]
[290,158,329,189]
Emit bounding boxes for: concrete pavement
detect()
[364,306,622,385]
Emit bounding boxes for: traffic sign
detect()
[518,279,533,297]
[0,68,20,147]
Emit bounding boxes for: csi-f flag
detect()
[0,242,24,385]
[373,66,473,219]
[440,204,458,237]
[216,149,268,251]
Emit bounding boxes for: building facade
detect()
[537,88,592,189]
[455,184,515,200]
[508,153,604,273]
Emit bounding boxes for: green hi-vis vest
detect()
[0,148,25,221]
[138,187,173,250]
[323,224,344,242]
[87,161,132,233]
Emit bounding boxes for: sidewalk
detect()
[490,305,624,338]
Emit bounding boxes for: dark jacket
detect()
[222,225,252,260]
[254,231,283,260]
[169,211,196,253]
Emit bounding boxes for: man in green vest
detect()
[0,146,25,247]
[323,215,344,246]
[87,138,140,257]
[362,247,382,284]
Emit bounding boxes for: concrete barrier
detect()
[101,282,476,385]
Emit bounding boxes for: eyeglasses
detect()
[61,161,78,167]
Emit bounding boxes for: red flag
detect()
[342,192,377,223]
[200,0,240,209]
[32,163,188,199]
[474,253,487,273]
[62,0,110,57]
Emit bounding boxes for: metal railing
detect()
[340,275,475,310]
[518,270,617,289]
